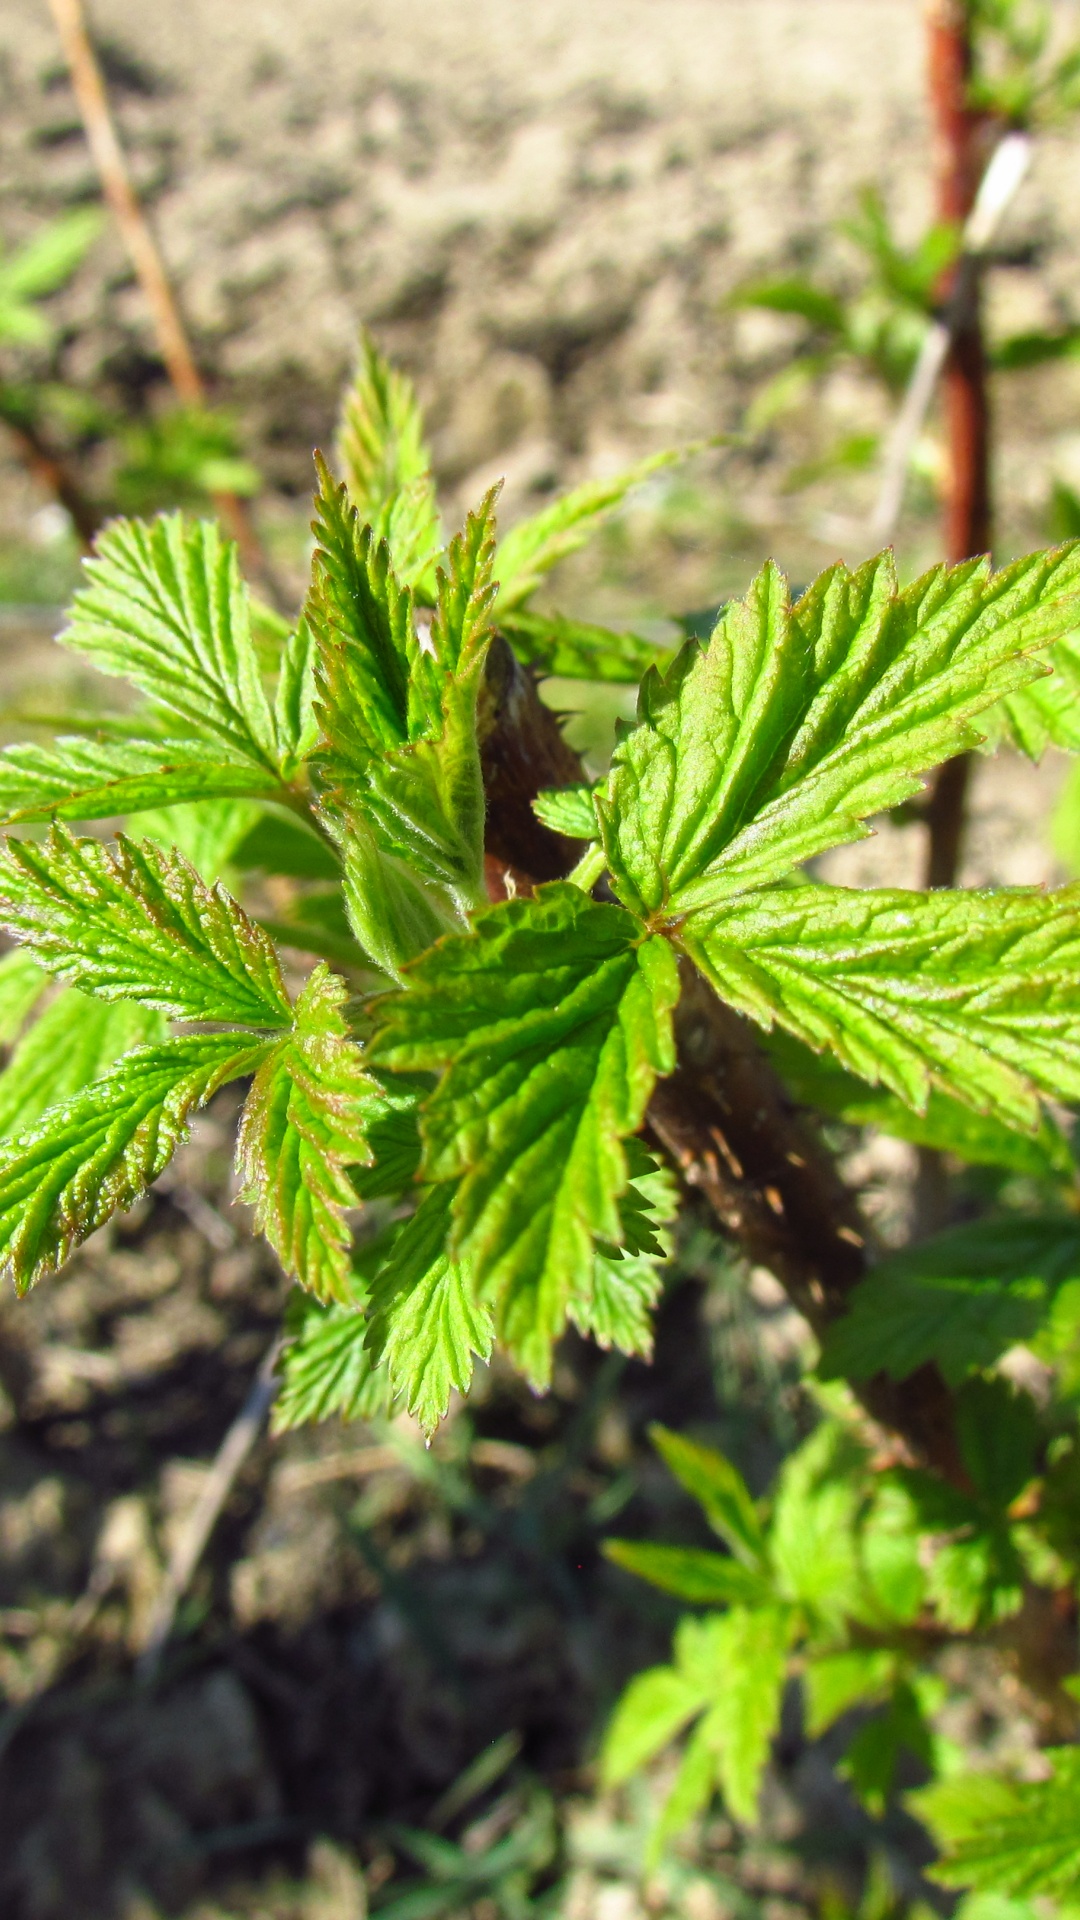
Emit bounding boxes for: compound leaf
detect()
[599,546,1080,916]
[236,966,379,1302]
[0,989,165,1137]
[681,882,1080,1130]
[60,515,279,774]
[0,1031,268,1292]
[820,1217,1080,1387]
[914,1749,1080,1900]
[0,825,293,1029]
[373,882,679,1386]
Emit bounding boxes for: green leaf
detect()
[842,1680,935,1815]
[769,1423,864,1627]
[273,615,320,774]
[0,949,47,1044]
[273,1291,391,1432]
[0,825,293,1029]
[0,734,280,825]
[648,1424,767,1569]
[373,883,679,1386]
[603,1540,775,1608]
[0,990,166,1137]
[601,1664,711,1789]
[913,1749,1080,1899]
[364,1183,494,1433]
[997,627,1080,755]
[764,1028,1074,1179]
[570,1142,675,1357]
[598,546,1080,917]
[229,809,340,881]
[859,1479,927,1625]
[730,278,847,333]
[236,966,378,1302]
[60,515,280,775]
[0,1031,268,1292]
[956,1375,1039,1510]
[803,1649,897,1738]
[136,798,263,885]
[495,449,689,612]
[1,207,104,302]
[312,473,498,970]
[531,785,599,839]
[820,1218,1080,1387]
[335,332,442,592]
[693,1605,792,1825]
[681,883,1080,1130]
[500,610,671,684]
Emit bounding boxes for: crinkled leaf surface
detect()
[60,515,280,775]
[0,989,165,1137]
[914,1750,1080,1899]
[236,966,378,1302]
[819,1218,1080,1386]
[681,883,1080,1129]
[373,883,679,1385]
[312,473,498,971]
[0,826,292,1029]
[599,546,1080,916]
[364,1182,494,1432]
[0,735,279,825]
[0,1031,267,1292]
[531,785,599,839]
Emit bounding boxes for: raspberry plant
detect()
[3,337,1080,1892]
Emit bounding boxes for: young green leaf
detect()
[819,1217,1080,1387]
[0,1031,268,1292]
[364,1183,494,1433]
[601,1661,711,1790]
[312,474,499,967]
[0,826,293,1029]
[273,1292,392,1433]
[500,610,671,684]
[236,967,379,1302]
[692,1605,792,1825]
[335,332,442,593]
[273,615,320,774]
[648,1424,768,1569]
[60,515,280,774]
[495,449,688,612]
[598,546,1080,916]
[569,1141,675,1356]
[0,990,165,1137]
[603,1540,775,1608]
[373,883,679,1385]
[0,735,280,826]
[137,798,263,885]
[764,1028,1074,1179]
[531,785,599,839]
[803,1649,898,1738]
[913,1749,1080,1900]
[768,1422,864,1628]
[681,882,1080,1129]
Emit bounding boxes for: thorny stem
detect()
[477,636,1080,1722]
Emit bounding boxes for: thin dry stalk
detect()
[43,0,274,586]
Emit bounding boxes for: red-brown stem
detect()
[923,0,991,896]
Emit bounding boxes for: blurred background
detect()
[1,2,1080,1916]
